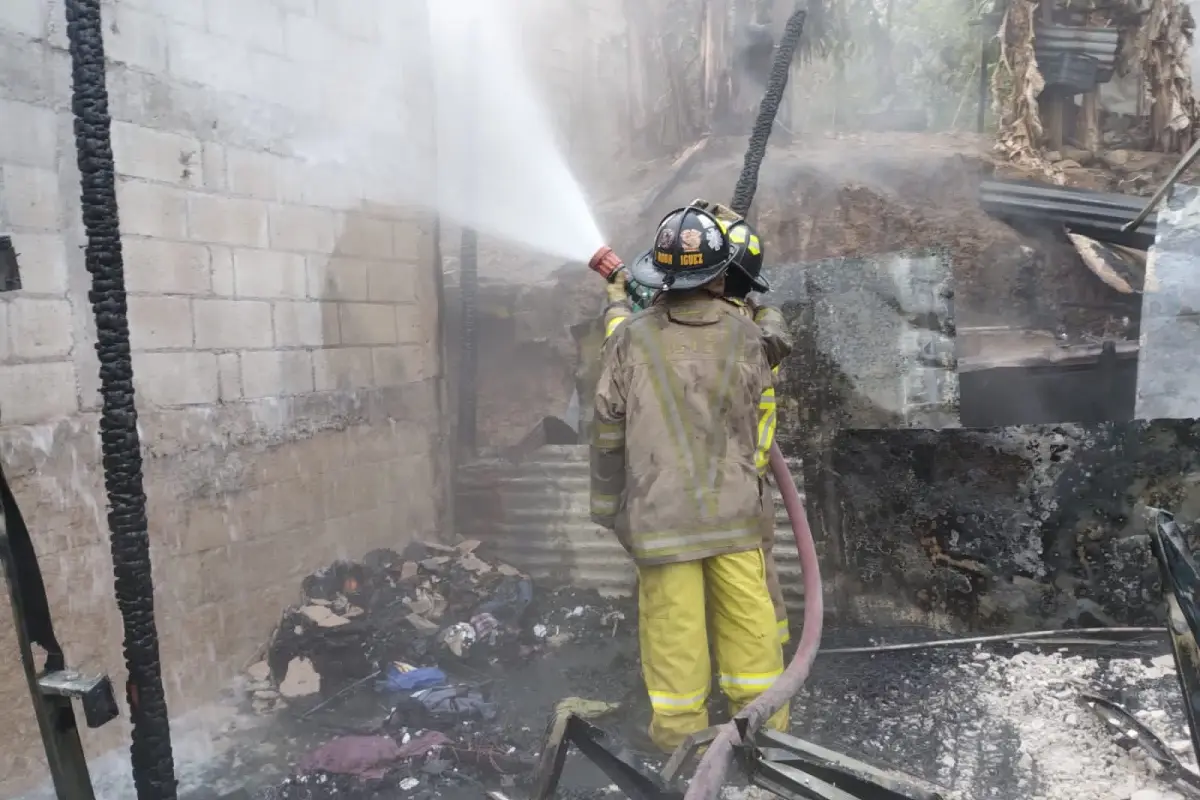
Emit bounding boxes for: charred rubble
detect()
[235,540,638,800]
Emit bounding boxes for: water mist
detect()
[428,0,606,263]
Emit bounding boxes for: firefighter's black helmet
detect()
[722,218,770,295]
[630,206,734,291]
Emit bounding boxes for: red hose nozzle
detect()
[588,246,625,283]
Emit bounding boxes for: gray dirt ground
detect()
[187,628,1196,800]
[25,609,1191,800]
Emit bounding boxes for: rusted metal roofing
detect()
[1033,26,1119,78]
[454,445,812,614]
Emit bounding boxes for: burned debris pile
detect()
[238,540,637,799]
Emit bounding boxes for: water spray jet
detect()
[428,0,605,265]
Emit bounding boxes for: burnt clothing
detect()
[590,291,772,566]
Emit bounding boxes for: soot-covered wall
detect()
[772,251,1186,632]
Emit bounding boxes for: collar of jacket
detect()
[659,292,735,327]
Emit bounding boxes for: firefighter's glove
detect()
[605,272,628,304]
[689,198,742,226]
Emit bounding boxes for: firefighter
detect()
[598,204,792,646]
[590,205,789,752]
[692,201,793,645]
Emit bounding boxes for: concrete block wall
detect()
[0,0,447,795]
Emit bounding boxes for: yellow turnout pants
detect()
[762,536,790,645]
[638,549,789,752]
[758,481,790,644]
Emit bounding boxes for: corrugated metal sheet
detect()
[979,179,1157,250]
[455,445,810,613]
[1034,26,1119,80]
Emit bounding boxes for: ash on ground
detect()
[793,632,1195,800]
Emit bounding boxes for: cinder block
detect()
[273,300,337,347]
[111,122,201,187]
[313,346,373,391]
[217,352,242,400]
[128,296,195,350]
[118,0,205,27]
[240,349,315,398]
[0,0,46,39]
[308,256,368,301]
[290,162,361,210]
[0,26,59,108]
[204,0,286,54]
[335,213,394,259]
[371,345,431,387]
[193,299,273,350]
[392,219,426,259]
[122,238,211,296]
[0,98,56,168]
[202,142,228,192]
[7,298,72,359]
[269,204,337,254]
[225,148,281,201]
[366,259,417,303]
[8,233,68,295]
[0,361,76,423]
[167,26,253,96]
[395,305,432,345]
[233,248,307,299]
[248,53,318,116]
[210,246,236,295]
[187,194,269,248]
[337,303,397,346]
[411,250,438,308]
[2,165,60,230]
[116,178,189,239]
[133,351,219,406]
[105,5,168,73]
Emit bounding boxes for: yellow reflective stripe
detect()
[771,365,780,377]
[648,689,708,711]
[632,520,762,559]
[755,405,777,475]
[605,315,627,338]
[591,493,619,516]
[718,669,782,690]
[592,421,624,449]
